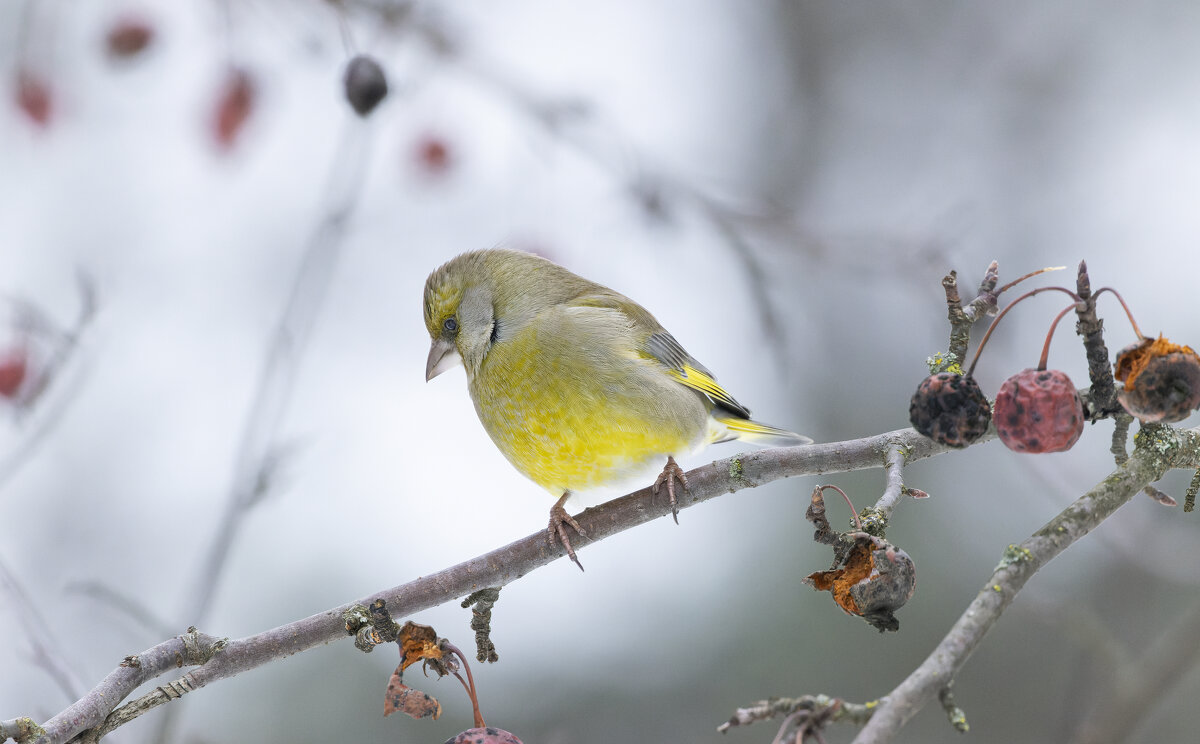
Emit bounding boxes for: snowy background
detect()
[3,1,1199,743]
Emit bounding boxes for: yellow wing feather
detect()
[665,363,747,415]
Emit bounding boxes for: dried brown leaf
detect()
[384,665,442,719]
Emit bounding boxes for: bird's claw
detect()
[548,493,587,571]
[652,456,690,524]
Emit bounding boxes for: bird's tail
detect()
[711,413,813,447]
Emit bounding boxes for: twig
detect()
[146,91,379,744]
[16,426,971,744]
[850,423,1199,744]
[63,582,176,640]
[181,120,374,629]
[0,556,85,703]
[386,8,793,349]
[0,721,41,743]
[719,695,873,735]
[460,588,501,663]
[874,443,908,517]
[18,425,1199,744]
[78,630,225,744]
[1109,413,1132,466]
[0,277,97,492]
[938,684,968,733]
[936,262,1003,373]
[1067,598,1200,744]
[1074,261,1119,419]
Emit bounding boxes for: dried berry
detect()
[444,727,524,744]
[1114,336,1200,423]
[993,368,1084,453]
[343,54,388,117]
[805,537,916,633]
[909,372,991,447]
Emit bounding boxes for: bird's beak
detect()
[426,337,462,381]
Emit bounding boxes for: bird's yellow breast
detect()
[467,307,708,494]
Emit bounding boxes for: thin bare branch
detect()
[17,426,966,744]
[0,278,97,492]
[875,442,908,517]
[62,582,175,640]
[15,423,1200,744]
[182,122,374,629]
[851,423,1199,744]
[1068,598,1200,744]
[0,556,84,703]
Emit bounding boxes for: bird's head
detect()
[423,252,500,382]
[423,248,600,382]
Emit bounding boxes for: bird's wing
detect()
[644,331,753,419]
[568,290,753,418]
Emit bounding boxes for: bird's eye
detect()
[443,316,458,334]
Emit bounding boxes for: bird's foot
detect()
[652,456,690,524]
[548,493,587,571]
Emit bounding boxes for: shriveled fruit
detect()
[1113,337,1200,423]
[444,727,524,744]
[909,372,991,447]
[994,368,1084,453]
[805,538,915,633]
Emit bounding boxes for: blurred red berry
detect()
[15,69,53,127]
[106,16,155,59]
[212,68,255,150]
[415,134,452,175]
[0,347,29,399]
[994,368,1084,453]
[444,728,523,744]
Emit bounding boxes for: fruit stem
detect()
[1091,287,1146,340]
[997,265,1066,294]
[966,286,1081,377]
[1037,302,1083,371]
[819,484,863,531]
[445,643,486,728]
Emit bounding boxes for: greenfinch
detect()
[423,248,811,569]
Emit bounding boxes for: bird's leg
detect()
[652,455,690,524]
[548,492,587,571]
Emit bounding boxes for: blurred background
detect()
[3,1,1199,742]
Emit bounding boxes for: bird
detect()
[423,248,811,569]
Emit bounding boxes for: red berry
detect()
[211,68,255,150]
[1113,337,1200,423]
[106,16,155,59]
[444,727,524,744]
[15,69,53,127]
[0,347,28,399]
[415,135,452,175]
[993,368,1083,453]
[908,372,992,448]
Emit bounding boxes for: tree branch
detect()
[14,426,959,744]
[850,423,1200,744]
[1067,597,1200,744]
